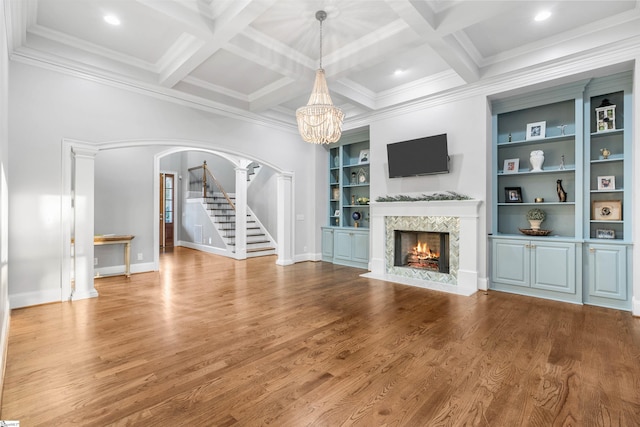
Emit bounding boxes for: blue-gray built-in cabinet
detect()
[321,128,370,269]
[490,72,632,311]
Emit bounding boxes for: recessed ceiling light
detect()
[394,69,404,76]
[534,10,551,22]
[104,15,121,26]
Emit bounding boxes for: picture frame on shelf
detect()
[359,149,369,164]
[332,187,340,200]
[526,121,546,140]
[505,187,523,203]
[597,175,615,191]
[596,229,616,239]
[503,158,519,174]
[334,210,340,217]
[592,200,622,221]
[595,102,616,132]
[357,168,367,184]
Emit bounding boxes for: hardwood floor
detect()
[2,247,640,426]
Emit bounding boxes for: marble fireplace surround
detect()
[362,200,482,296]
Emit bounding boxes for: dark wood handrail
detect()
[188,161,236,210]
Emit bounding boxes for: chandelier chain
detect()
[319,17,323,69]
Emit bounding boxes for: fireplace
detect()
[363,199,484,296]
[394,230,449,273]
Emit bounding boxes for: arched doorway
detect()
[61,139,295,302]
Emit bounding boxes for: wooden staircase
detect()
[203,192,276,257]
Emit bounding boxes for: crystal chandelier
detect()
[296,10,345,144]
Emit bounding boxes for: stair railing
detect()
[188,161,236,210]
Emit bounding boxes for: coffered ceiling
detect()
[5,0,640,129]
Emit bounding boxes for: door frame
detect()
[159,170,177,249]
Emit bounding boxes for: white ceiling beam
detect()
[434,1,521,35]
[154,0,278,88]
[384,0,480,83]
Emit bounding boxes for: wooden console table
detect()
[94,235,135,277]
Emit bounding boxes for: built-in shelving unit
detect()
[322,128,370,269]
[490,72,632,310]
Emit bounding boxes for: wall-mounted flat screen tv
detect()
[387,133,449,178]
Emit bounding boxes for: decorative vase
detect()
[529,219,543,230]
[530,150,545,172]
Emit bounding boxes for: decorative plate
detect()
[519,228,552,236]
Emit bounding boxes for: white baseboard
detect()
[632,296,640,317]
[95,262,155,277]
[293,252,322,263]
[178,241,229,257]
[10,288,61,309]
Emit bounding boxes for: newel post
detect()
[202,160,207,198]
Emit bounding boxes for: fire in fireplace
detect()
[393,230,450,273]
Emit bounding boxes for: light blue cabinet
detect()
[491,238,580,303]
[491,72,632,311]
[584,243,630,310]
[321,228,334,261]
[322,227,369,269]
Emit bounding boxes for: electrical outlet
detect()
[137,253,143,261]
[94,257,98,266]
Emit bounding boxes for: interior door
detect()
[159,173,175,248]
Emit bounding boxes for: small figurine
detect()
[508,133,512,142]
[600,148,611,159]
[556,179,567,202]
[559,154,565,170]
[557,124,567,136]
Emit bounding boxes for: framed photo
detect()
[359,149,370,164]
[334,210,340,217]
[597,175,615,190]
[595,105,616,132]
[592,200,622,221]
[503,158,520,174]
[596,229,616,239]
[332,187,340,200]
[505,187,523,203]
[526,121,546,140]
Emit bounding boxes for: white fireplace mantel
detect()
[363,199,483,296]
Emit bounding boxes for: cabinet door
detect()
[492,239,529,287]
[587,244,627,301]
[321,228,334,259]
[334,230,353,262]
[531,241,576,294]
[351,232,369,264]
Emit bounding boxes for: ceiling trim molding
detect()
[10,48,299,134]
[28,24,157,72]
[357,40,640,125]
[9,27,640,138]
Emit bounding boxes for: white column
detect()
[72,145,99,300]
[234,166,248,260]
[632,58,640,317]
[276,172,294,266]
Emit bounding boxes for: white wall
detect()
[8,61,319,307]
[0,0,11,391]
[633,58,640,316]
[369,95,490,283]
[94,146,160,269]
